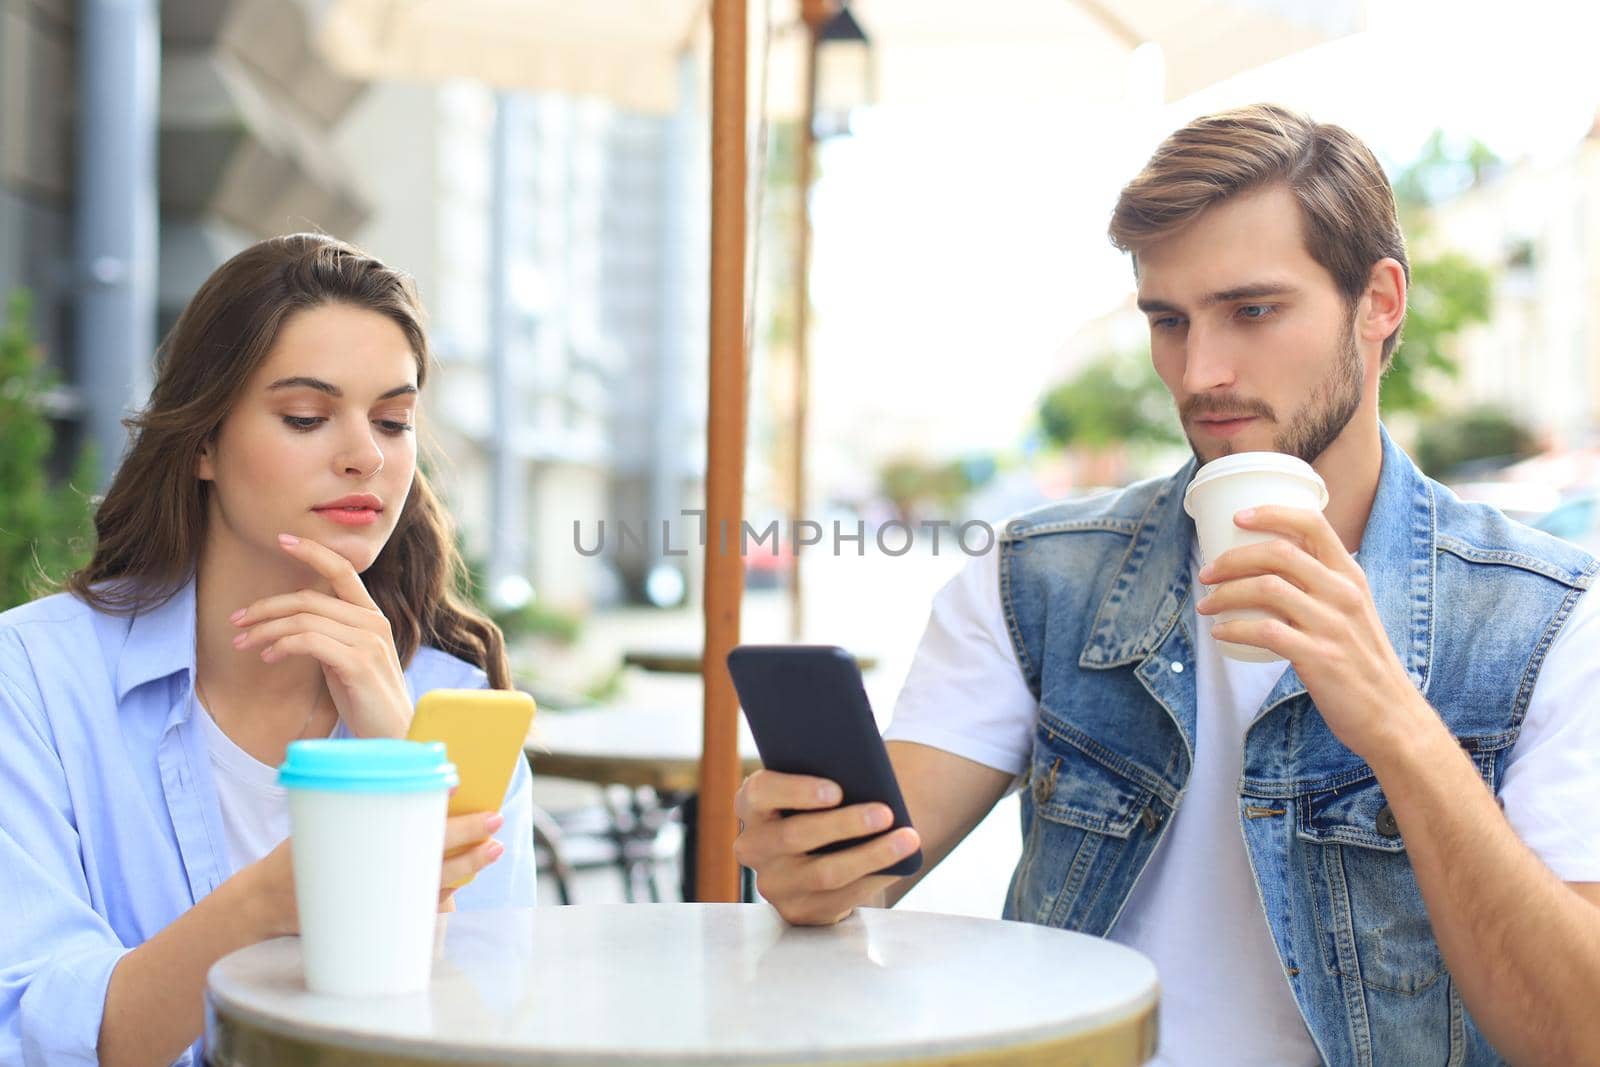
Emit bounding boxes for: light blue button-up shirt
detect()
[0,580,536,1066]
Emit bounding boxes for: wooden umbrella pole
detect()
[787,6,822,643]
[697,0,749,903]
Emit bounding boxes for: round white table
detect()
[206,904,1158,1066]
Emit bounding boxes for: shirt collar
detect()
[1081,424,1435,689]
[115,576,199,703]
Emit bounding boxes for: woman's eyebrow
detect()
[268,376,340,396]
[266,377,417,401]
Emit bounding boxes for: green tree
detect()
[1412,406,1540,480]
[1380,131,1498,414]
[1037,350,1182,451]
[1381,251,1494,412]
[1390,130,1502,223]
[0,292,97,609]
[877,454,992,523]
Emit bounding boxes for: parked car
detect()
[1532,493,1600,554]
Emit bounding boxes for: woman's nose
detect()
[335,429,384,478]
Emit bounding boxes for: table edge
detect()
[208,994,1156,1067]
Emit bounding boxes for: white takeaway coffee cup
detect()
[278,739,458,996]
[1183,452,1329,663]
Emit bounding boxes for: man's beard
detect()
[1183,318,1363,466]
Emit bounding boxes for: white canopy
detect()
[311,0,1363,115]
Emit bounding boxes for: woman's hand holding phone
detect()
[243,807,506,937]
[436,808,506,909]
[733,769,921,927]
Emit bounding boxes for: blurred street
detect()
[527,538,1022,916]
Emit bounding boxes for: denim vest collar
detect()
[1079,426,1434,707]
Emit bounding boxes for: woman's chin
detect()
[314,531,388,574]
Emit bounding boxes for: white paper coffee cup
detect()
[278,739,458,996]
[1183,452,1329,663]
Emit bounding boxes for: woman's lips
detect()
[313,506,382,527]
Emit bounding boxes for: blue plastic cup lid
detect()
[278,739,459,794]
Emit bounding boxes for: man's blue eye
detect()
[1238,304,1274,320]
[1153,316,1184,330]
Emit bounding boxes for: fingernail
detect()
[486,840,505,861]
[1235,508,1256,522]
[865,807,891,831]
[232,632,248,647]
[229,608,246,624]
[278,533,300,546]
[485,812,505,833]
[818,783,842,805]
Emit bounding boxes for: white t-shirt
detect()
[885,544,1600,1067]
[196,700,337,873]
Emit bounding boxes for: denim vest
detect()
[998,428,1596,1065]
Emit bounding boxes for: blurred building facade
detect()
[1,0,75,367]
[2,0,706,612]
[336,81,708,611]
[1426,119,1600,446]
[0,0,368,467]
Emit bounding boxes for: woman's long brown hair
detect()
[66,233,512,689]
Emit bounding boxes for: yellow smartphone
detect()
[407,688,536,817]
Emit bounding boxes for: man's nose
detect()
[1181,323,1238,396]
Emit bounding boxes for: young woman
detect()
[0,234,535,1067]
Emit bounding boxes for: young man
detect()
[734,104,1600,1066]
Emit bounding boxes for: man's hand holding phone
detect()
[733,770,921,926]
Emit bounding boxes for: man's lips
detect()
[1193,416,1260,438]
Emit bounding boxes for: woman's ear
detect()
[197,441,215,481]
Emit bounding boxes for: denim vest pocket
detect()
[1014,713,1157,931]
[1296,775,1444,996]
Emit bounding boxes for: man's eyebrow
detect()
[267,377,418,401]
[1136,283,1301,315]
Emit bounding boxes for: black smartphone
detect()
[726,644,923,878]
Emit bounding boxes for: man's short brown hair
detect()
[1109,103,1409,364]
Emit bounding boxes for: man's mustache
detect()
[1181,394,1277,423]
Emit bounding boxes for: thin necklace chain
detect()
[195,676,328,741]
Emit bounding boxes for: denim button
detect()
[1170,662,1184,674]
[1376,804,1400,838]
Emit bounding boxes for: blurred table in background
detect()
[529,705,761,793]
[527,706,762,902]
